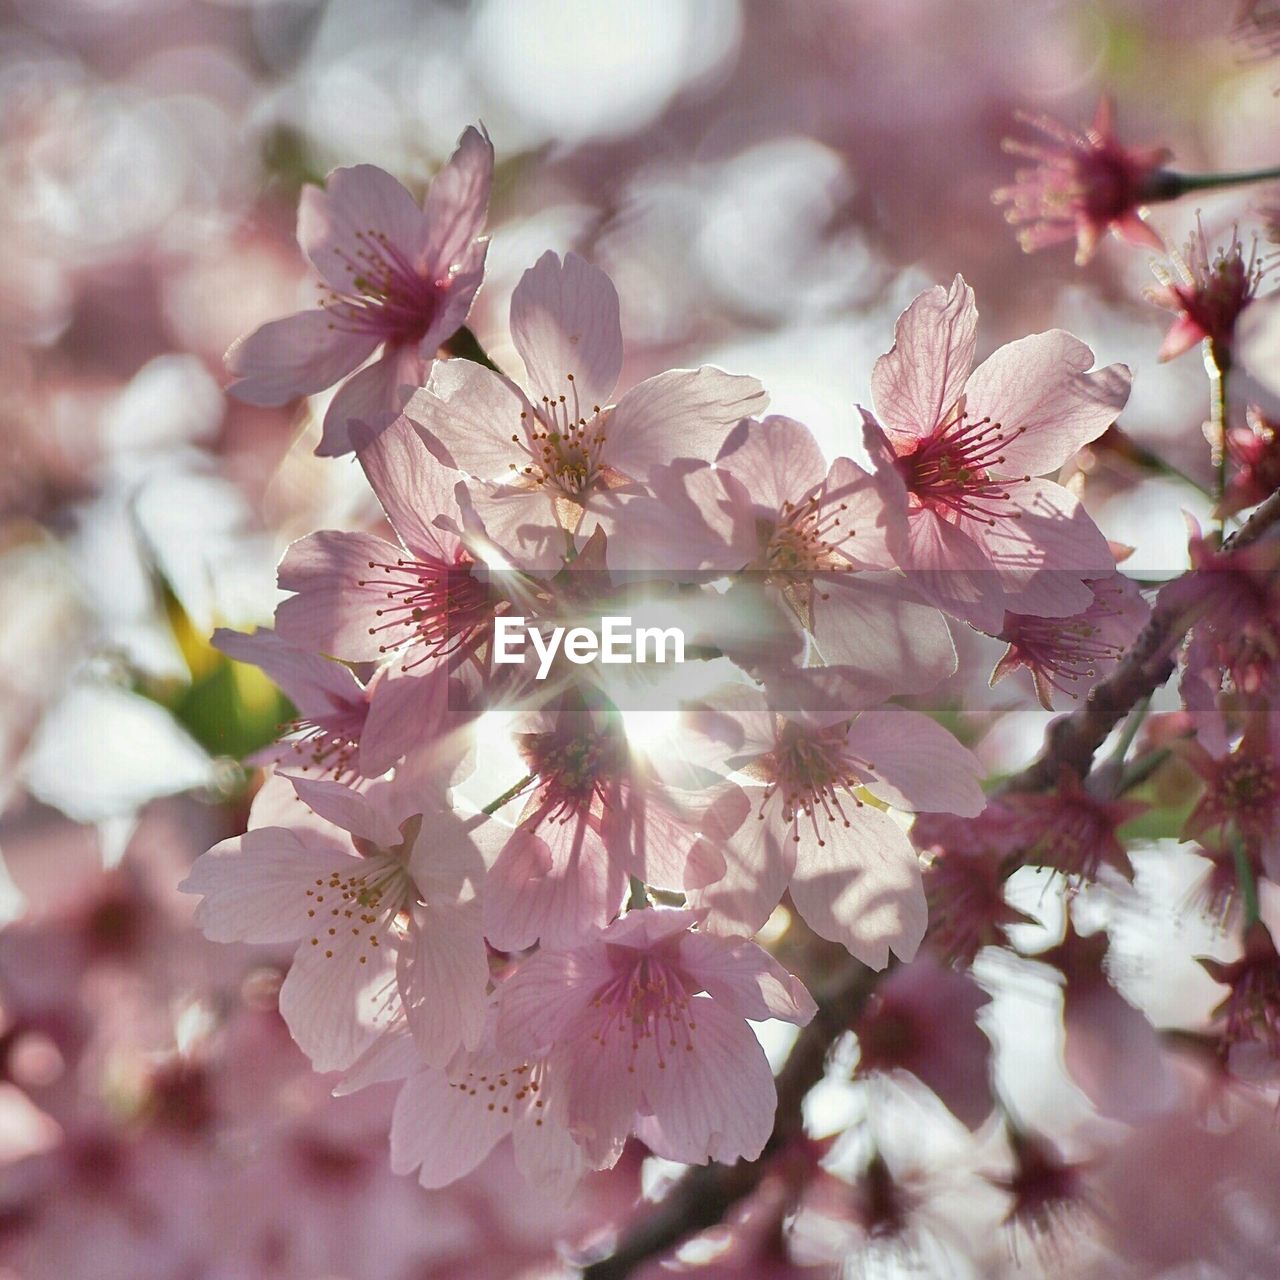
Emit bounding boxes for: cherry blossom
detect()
[496,908,815,1169]
[226,126,493,456]
[610,414,959,695]
[994,98,1172,264]
[211,627,374,781]
[1150,222,1274,368]
[407,250,766,570]
[990,573,1150,710]
[861,275,1131,631]
[180,768,489,1073]
[686,675,985,967]
[481,690,741,951]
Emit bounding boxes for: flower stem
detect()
[1206,347,1229,535]
[1231,828,1261,928]
[481,772,534,815]
[1152,164,1280,199]
[1106,693,1151,773]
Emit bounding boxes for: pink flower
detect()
[852,953,994,1129]
[915,806,1032,967]
[226,126,493,456]
[1221,406,1280,518]
[408,250,765,570]
[688,675,985,968]
[337,1011,588,1196]
[1172,525,1280,754]
[1004,769,1145,882]
[990,572,1149,710]
[1199,899,1280,1076]
[610,415,958,695]
[211,627,374,780]
[994,98,1171,265]
[180,770,489,1073]
[482,691,737,951]
[862,275,1131,631]
[274,416,504,766]
[496,908,815,1169]
[1150,222,1273,369]
[1181,715,1280,879]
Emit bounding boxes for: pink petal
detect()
[689,788,796,938]
[604,367,767,483]
[398,900,488,1068]
[594,468,753,575]
[844,706,985,816]
[553,1014,641,1170]
[1158,315,1206,363]
[871,275,978,446]
[714,415,828,514]
[496,948,604,1057]
[964,331,1131,475]
[483,819,626,951]
[634,996,777,1164]
[390,1068,509,1187]
[960,478,1111,618]
[788,806,927,969]
[407,806,488,902]
[357,666,450,779]
[179,828,352,944]
[335,1021,420,1095]
[278,924,398,1073]
[212,627,365,715]
[678,932,816,1024]
[287,775,397,846]
[902,508,1008,633]
[811,575,957,696]
[298,164,428,294]
[1060,970,1173,1122]
[1114,211,1165,252]
[226,309,374,406]
[509,250,622,410]
[358,412,463,563]
[822,455,903,570]
[275,529,403,663]
[464,482,569,572]
[317,343,430,457]
[511,1101,589,1199]
[420,125,495,280]
[406,359,531,479]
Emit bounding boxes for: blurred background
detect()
[1,1,1278,1276]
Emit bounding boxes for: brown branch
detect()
[578,486,1280,1279]
[1004,486,1280,793]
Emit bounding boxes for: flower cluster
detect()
[181,131,1143,1193]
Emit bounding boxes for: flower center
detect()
[895,402,1026,524]
[447,1061,547,1125]
[302,852,413,965]
[280,712,364,780]
[592,951,697,1067]
[508,373,611,500]
[760,720,874,846]
[318,227,447,345]
[765,493,851,576]
[359,552,494,671]
[518,720,626,827]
